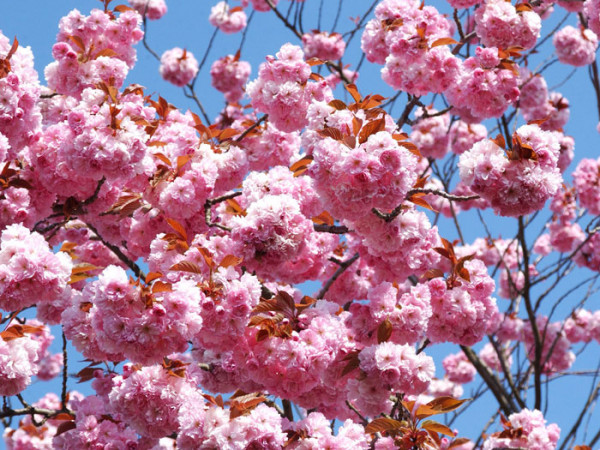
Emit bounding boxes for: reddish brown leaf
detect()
[6,37,19,60]
[225,198,246,216]
[408,194,437,212]
[69,273,93,284]
[71,263,101,275]
[426,396,469,413]
[52,413,76,421]
[358,117,385,144]
[196,246,215,269]
[341,351,361,376]
[397,141,422,157]
[169,261,204,274]
[148,141,168,148]
[515,2,533,12]
[220,254,243,268]
[166,218,188,242]
[312,210,335,226]
[75,367,99,383]
[317,127,344,141]
[414,403,443,419]
[328,99,347,110]
[306,58,325,66]
[430,37,458,48]
[152,281,173,293]
[377,318,393,343]
[345,83,362,102]
[94,48,118,59]
[290,155,314,173]
[365,417,404,434]
[422,268,445,280]
[55,420,76,437]
[309,72,325,81]
[421,420,455,437]
[67,35,86,53]
[448,438,473,449]
[114,4,135,12]
[145,272,163,283]
[218,128,239,141]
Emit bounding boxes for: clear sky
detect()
[1,0,600,447]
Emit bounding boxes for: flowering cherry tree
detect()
[2,0,600,448]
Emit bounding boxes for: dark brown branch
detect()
[407,188,479,202]
[203,191,243,232]
[85,221,146,282]
[313,223,349,234]
[518,217,543,410]
[234,115,268,143]
[461,346,516,416]
[317,252,359,299]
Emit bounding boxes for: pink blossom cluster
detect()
[43,89,151,186]
[52,391,138,448]
[309,126,419,221]
[362,0,461,95]
[446,47,520,121]
[249,0,278,13]
[573,156,600,214]
[0,330,41,396]
[0,32,41,159]
[109,364,198,439]
[129,0,167,20]
[178,402,287,449]
[302,31,346,61]
[209,2,247,34]
[240,301,356,406]
[62,265,203,364]
[554,25,598,66]
[426,258,498,346]
[355,282,432,345]
[231,194,316,282]
[159,47,199,87]
[564,309,600,343]
[0,224,72,312]
[449,120,487,155]
[483,409,560,450]
[191,269,262,353]
[286,412,369,449]
[210,54,251,102]
[247,43,331,132]
[26,319,64,381]
[45,9,143,97]
[479,342,512,372]
[410,109,451,159]
[358,342,435,395]
[236,121,300,171]
[585,0,600,36]
[350,209,441,282]
[522,316,575,374]
[474,0,541,50]
[458,124,563,217]
[442,351,476,384]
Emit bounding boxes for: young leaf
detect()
[365,417,404,434]
[345,83,362,102]
[421,420,456,437]
[430,37,459,48]
[377,318,393,343]
[166,218,188,242]
[426,396,469,413]
[169,261,204,274]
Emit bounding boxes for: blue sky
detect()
[2,0,600,447]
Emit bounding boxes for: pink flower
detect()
[159,47,199,87]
